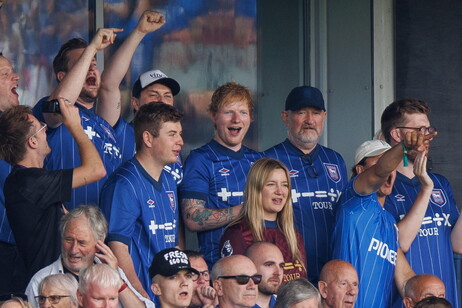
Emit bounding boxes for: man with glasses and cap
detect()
[264,86,347,284]
[211,255,261,308]
[149,248,200,308]
[331,130,435,307]
[381,99,462,308]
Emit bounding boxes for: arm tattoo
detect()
[182,199,234,230]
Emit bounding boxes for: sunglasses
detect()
[217,274,262,285]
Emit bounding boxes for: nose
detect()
[231,112,241,123]
[12,72,19,81]
[304,112,315,124]
[70,241,79,254]
[348,284,358,296]
[177,135,184,147]
[246,278,256,289]
[274,184,283,195]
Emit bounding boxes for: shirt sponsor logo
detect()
[430,189,447,207]
[218,188,243,202]
[394,194,406,202]
[323,163,341,183]
[221,240,233,257]
[218,168,230,176]
[291,188,341,204]
[167,191,176,212]
[148,219,177,235]
[368,237,397,265]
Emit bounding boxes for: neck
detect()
[135,151,164,181]
[255,293,272,308]
[17,156,44,168]
[213,136,242,152]
[288,137,317,154]
[396,160,415,179]
[76,98,95,110]
[377,195,385,207]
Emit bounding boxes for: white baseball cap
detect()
[132,69,180,98]
[354,139,391,165]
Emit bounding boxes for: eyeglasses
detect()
[30,121,47,138]
[217,274,262,285]
[396,126,437,135]
[191,270,210,281]
[35,295,70,304]
[301,154,318,178]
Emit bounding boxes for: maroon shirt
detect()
[220,220,307,282]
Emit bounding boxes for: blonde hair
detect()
[0,297,34,308]
[230,158,304,270]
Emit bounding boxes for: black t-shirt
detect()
[4,166,73,279]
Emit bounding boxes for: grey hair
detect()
[275,279,321,308]
[60,205,107,242]
[78,264,120,293]
[39,273,78,305]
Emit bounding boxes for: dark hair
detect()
[414,296,452,308]
[133,102,183,152]
[380,99,430,144]
[0,105,34,165]
[53,38,88,78]
[184,250,204,259]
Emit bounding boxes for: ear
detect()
[131,97,140,112]
[317,281,328,299]
[27,136,38,149]
[355,164,365,175]
[151,283,162,296]
[213,280,224,297]
[142,130,153,148]
[209,112,217,125]
[57,71,66,83]
[402,297,413,308]
[281,111,289,126]
[390,128,402,144]
[77,289,83,307]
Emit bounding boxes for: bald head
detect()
[318,260,358,308]
[403,274,445,308]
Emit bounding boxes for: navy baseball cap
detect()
[149,248,199,279]
[132,70,180,98]
[285,86,325,111]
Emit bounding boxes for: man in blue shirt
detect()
[381,98,462,308]
[264,86,347,284]
[179,82,261,267]
[101,103,184,300]
[331,133,434,307]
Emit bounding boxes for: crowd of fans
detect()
[0,8,460,308]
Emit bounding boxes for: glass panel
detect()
[104,0,258,154]
[0,0,91,106]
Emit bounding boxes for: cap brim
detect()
[147,78,180,96]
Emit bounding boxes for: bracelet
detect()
[118,282,128,293]
[401,141,410,167]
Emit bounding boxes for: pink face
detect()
[282,107,326,151]
[211,100,252,151]
[261,168,289,221]
[0,56,20,111]
[138,83,174,107]
[78,283,118,308]
[152,270,194,308]
[322,266,359,308]
[150,121,183,166]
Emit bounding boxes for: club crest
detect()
[430,189,446,207]
[324,163,341,183]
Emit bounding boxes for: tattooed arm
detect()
[181,199,242,232]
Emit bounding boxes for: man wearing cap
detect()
[179,82,262,267]
[100,103,184,300]
[150,248,199,308]
[330,132,435,307]
[381,99,462,308]
[263,86,347,284]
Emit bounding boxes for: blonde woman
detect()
[219,158,307,282]
[0,297,33,308]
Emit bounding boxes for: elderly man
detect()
[264,86,347,284]
[381,99,462,308]
[77,264,120,308]
[245,242,284,308]
[211,255,260,308]
[318,260,358,308]
[403,274,446,308]
[26,206,153,308]
[149,248,199,308]
[275,279,320,308]
[179,82,262,267]
[0,53,25,294]
[184,250,217,308]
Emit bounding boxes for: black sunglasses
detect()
[217,274,262,285]
[301,154,318,178]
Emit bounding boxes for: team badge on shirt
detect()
[221,240,233,257]
[430,189,447,207]
[323,163,341,183]
[167,191,176,212]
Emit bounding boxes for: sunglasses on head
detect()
[217,274,262,285]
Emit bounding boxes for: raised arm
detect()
[451,212,462,253]
[397,151,434,252]
[394,248,415,298]
[181,198,242,232]
[58,98,106,187]
[354,131,435,195]
[98,10,165,126]
[44,28,121,128]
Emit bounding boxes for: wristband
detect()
[118,282,128,293]
[401,141,410,167]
